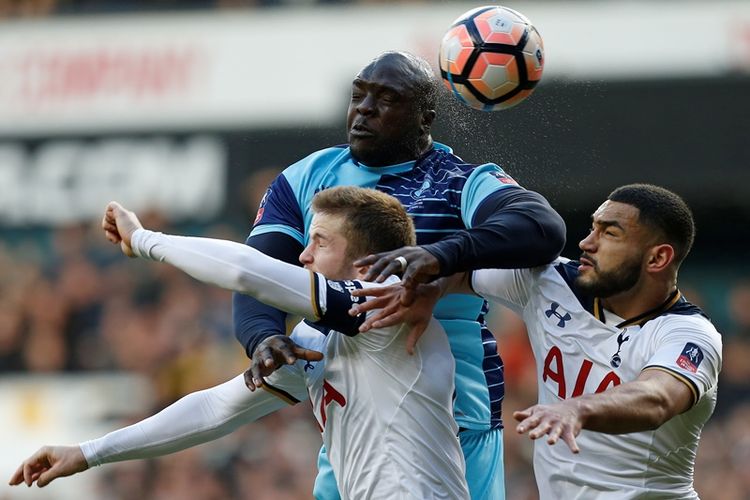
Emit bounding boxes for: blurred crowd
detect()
[1,170,749,499]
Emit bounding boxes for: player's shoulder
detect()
[422,142,480,175]
[290,319,329,350]
[476,257,562,286]
[532,256,574,283]
[425,143,523,191]
[548,257,578,280]
[530,257,598,313]
[282,145,350,182]
[651,301,721,345]
[357,275,407,329]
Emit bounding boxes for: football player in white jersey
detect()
[351,184,722,499]
[9,187,470,500]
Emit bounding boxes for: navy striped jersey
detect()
[251,142,519,430]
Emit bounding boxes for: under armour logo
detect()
[545,302,571,327]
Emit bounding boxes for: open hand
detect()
[9,445,88,488]
[350,282,441,355]
[354,246,440,289]
[244,335,324,390]
[513,402,583,453]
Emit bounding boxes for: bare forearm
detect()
[572,379,674,433]
[515,370,694,452]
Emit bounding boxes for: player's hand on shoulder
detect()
[514,402,583,454]
[350,282,441,355]
[9,445,88,488]
[244,335,323,391]
[354,246,440,289]
[101,201,143,258]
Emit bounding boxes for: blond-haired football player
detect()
[10,187,469,500]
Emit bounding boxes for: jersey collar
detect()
[594,289,682,328]
[350,142,454,174]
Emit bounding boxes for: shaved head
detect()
[359,51,438,112]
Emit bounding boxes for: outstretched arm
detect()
[10,374,300,487]
[513,369,694,453]
[425,188,566,274]
[9,446,87,488]
[103,202,325,388]
[357,188,565,286]
[102,202,327,331]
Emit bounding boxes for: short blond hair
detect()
[311,187,416,260]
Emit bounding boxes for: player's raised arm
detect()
[357,181,565,286]
[103,202,333,326]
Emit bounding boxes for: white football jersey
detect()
[472,258,722,500]
[80,230,468,500]
[271,305,467,499]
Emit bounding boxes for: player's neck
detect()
[600,279,678,323]
[418,136,434,157]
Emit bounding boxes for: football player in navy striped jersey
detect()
[236,51,566,500]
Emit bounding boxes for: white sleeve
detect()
[79,370,307,466]
[131,229,324,320]
[470,267,533,313]
[643,316,722,406]
[131,229,382,336]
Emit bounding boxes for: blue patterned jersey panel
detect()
[248,143,510,429]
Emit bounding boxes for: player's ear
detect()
[422,109,436,129]
[646,243,674,273]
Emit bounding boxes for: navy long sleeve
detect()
[423,187,566,276]
[232,232,304,357]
